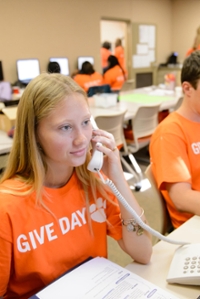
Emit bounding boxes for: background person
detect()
[47,61,61,73]
[103,55,126,91]
[73,61,104,93]
[150,50,200,229]
[0,73,152,299]
[114,38,127,74]
[186,25,200,57]
[100,41,112,73]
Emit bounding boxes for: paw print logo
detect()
[89,197,106,223]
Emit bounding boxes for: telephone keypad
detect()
[182,255,200,275]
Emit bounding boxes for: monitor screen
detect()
[0,61,4,81]
[78,56,94,70]
[16,59,40,85]
[49,57,69,76]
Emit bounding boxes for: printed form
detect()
[31,257,179,299]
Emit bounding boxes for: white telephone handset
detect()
[87,117,103,172]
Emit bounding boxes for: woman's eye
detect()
[83,119,91,127]
[61,125,71,131]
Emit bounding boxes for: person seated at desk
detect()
[150,50,200,229]
[103,55,126,92]
[0,73,152,299]
[47,61,61,73]
[73,61,104,93]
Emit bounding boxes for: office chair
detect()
[87,84,111,97]
[174,96,183,110]
[144,164,173,244]
[94,110,141,190]
[122,103,161,185]
[120,79,135,92]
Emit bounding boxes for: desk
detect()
[89,86,180,121]
[126,216,200,299]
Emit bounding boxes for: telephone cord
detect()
[97,171,189,246]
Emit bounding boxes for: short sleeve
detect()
[150,131,191,190]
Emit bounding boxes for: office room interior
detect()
[1,2,200,296]
[0,0,200,85]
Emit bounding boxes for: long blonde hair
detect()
[0,73,109,210]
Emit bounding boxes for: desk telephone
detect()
[87,117,200,286]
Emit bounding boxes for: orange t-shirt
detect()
[103,65,125,91]
[114,46,125,70]
[149,112,200,228]
[101,48,111,68]
[74,72,103,92]
[0,173,122,299]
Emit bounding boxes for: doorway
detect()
[100,19,131,78]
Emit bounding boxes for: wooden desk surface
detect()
[126,216,200,299]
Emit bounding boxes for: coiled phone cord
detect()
[97,171,189,246]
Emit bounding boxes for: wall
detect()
[172,0,200,63]
[0,0,175,83]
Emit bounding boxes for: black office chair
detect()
[87,84,111,97]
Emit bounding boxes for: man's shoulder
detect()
[151,112,189,144]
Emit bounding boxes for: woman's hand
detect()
[91,129,123,181]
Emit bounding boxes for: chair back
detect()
[87,84,111,97]
[145,164,173,244]
[120,79,135,92]
[127,103,160,153]
[94,110,127,150]
[174,96,183,110]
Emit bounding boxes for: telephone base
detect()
[167,243,200,285]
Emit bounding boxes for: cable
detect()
[97,171,189,246]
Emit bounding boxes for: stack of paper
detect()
[29,257,180,299]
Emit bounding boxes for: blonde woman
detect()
[0,73,152,299]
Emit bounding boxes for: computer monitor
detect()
[78,56,94,70]
[0,61,4,81]
[49,57,69,76]
[16,59,40,85]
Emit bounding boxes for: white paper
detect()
[32,257,180,299]
[139,25,155,49]
[132,55,150,68]
[148,25,156,48]
[139,25,149,43]
[136,44,148,55]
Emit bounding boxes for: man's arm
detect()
[166,182,200,214]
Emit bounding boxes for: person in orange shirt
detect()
[186,26,200,57]
[0,73,152,299]
[73,61,103,93]
[114,38,127,73]
[103,55,126,91]
[100,41,111,73]
[150,51,200,229]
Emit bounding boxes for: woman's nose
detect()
[73,130,87,145]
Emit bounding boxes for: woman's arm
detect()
[92,129,152,264]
